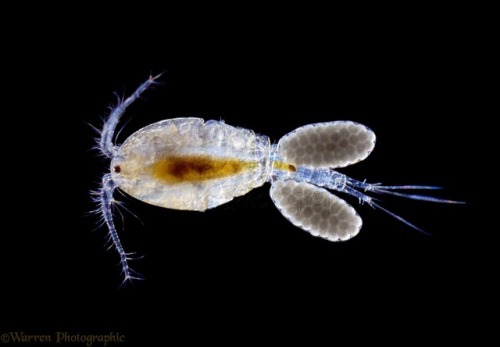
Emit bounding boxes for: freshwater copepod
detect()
[95,75,461,283]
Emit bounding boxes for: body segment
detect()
[111,118,270,211]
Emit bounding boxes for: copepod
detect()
[94,75,462,283]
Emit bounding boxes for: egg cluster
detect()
[278,121,376,168]
[270,180,362,241]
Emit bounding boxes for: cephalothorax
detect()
[95,75,461,283]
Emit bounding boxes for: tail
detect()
[343,178,464,235]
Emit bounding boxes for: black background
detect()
[2,5,491,345]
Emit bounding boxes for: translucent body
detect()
[112,118,270,211]
[95,75,462,284]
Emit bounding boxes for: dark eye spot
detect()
[113,165,121,173]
